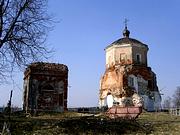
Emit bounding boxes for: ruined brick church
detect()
[99,25,161,111]
[23,62,68,113]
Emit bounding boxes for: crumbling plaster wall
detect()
[106,43,148,68]
[99,64,159,109]
[106,45,132,68]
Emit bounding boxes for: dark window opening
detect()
[148,80,152,88]
[136,54,141,63]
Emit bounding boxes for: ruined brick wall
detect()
[23,62,68,113]
[100,66,124,98]
[99,63,160,109]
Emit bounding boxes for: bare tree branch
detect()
[172,87,180,108]
[0,0,53,82]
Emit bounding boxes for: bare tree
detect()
[0,0,52,81]
[163,96,172,110]
[172,86,180,108]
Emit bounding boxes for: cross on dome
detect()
[123,18,130,38]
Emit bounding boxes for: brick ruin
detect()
[23,62,68,113]
[99,26,161,111]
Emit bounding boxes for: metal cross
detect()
[124,18,129,27]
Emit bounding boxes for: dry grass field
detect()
[0,111,180,135]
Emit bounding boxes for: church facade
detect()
[99,25,161,111]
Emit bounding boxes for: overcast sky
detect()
[1,0,180,107]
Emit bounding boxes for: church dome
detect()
[106,26,148,49]
[112,37,144,45]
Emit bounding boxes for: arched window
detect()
[136,54,141,64]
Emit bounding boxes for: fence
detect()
[169,108,180,116]
[68,107,105,114]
